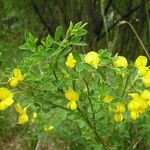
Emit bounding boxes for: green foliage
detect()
[1,22,150,150]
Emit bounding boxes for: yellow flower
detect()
[103,96,114,103]
[32,112,37,119]
[15,103,26,114]
[15,103,29,125]
[67,101,77,110]
[116,102,125,113]
[65,89,79,101]
[0,98,14,111]
[44,125,54,132]
[114,113,123,123]
[65,53,77,68]
[9,77,19,87]
[13,68,24,81]
[0,87,13,100]
[128,100,140,112]
[31,112,37,123]
[141,90,150,100]
[0,88,14,111]
[18,113,29,125]
[8,68,24,87]
[142,71,150,87]
[138,66,148,76]
[113,56,128,68]
[84,51,100,69]
[135,55,147,69]
[130,111,139,120]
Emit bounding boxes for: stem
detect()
[77,107,109,150]
[121,71,132,97]
[83,78,96,129]
[35,139,40,150]
[101,0,109,47]
[119,21,150,60]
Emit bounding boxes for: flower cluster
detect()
[8,68,24,87]
[0,87,14,111]
[113,56,128,68]
[65,88,79,110]
[65,51,100,69]
[15,103,29,125]
[65,53,77,68]
[128,90,150,120]
[44,125,54,132]
[135,55,150,87]
[109,102,126,123]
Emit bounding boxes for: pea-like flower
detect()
[135,55,148,69]
[142,71,150,87]
[15,103,29,125]
[103,96,114,104]
[114,113,123,123]
[65,88,79,110]
[0,87,14,111]
[9,68,24,87]
[113,56,128,68]
[44,125,54,132]
[128,92,149,120]
[84,51,100,69]
[65,53,77,68]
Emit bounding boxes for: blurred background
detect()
[0,0,150,68]
[0,0,150,149]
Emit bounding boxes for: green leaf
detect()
[83,63,95,72]
[77,29,87,36]
[55,26,63,41]
[72,51,82,62]
[18,43,32,51]
[76,63,84,72]
[46,35,54,47]
[70,36,81,43]
[71,41,87,46]
[74,21,82,29]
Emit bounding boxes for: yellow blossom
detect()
[138,66,149,76]
[114,113,123,123]
[130,111,139,120]
[65,89,79,101]
[84,51,100,69]
[15,103,29,125]
[128,100,140,112]
[65,53,77,68]
[18,113,29,125]
[135,55,147,69]
[103,96,114,103]
[15,103,26,114]
[67,101,77,110]
[0,88,14,111]
[32,112,37,119]
[0,87,13,100]
[9,77,19,87]
[116,102,125,113]
[13,68,24,81]
[44,125,54,132]
[142,71,150,87]
[8,68,24,87]
[113,56,128,68]
[141,90,150,100]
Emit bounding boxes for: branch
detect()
[98,1,148,40]
[77,107,109,150]
[30,0,52,34]
[83,78,96,129]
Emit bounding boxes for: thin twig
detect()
[119,21,150,60]
[35,139,40,150]
[83,78,96,129]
